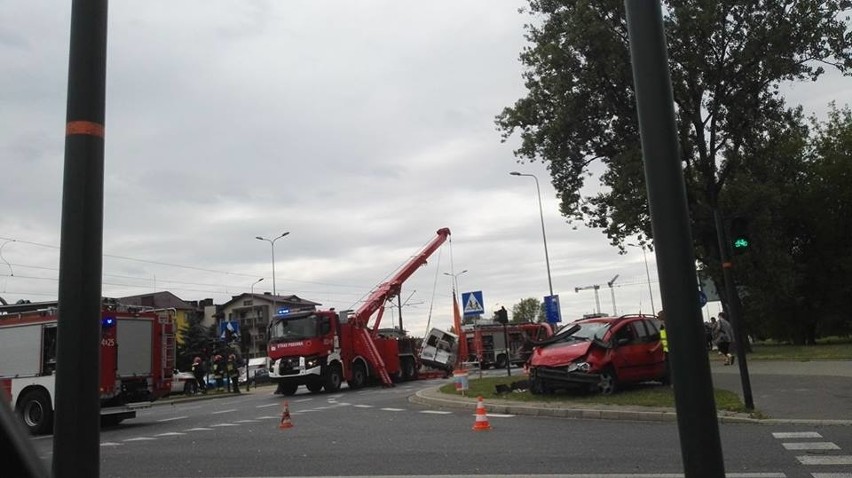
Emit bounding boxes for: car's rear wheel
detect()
[598,368,618,395]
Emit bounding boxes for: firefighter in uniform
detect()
[212,354,225,392]
[227,354,241,394]
[192,356,207,394]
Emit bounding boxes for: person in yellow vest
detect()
[657,310,670,385]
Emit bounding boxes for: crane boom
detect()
[351,227,451,332]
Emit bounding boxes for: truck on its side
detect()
[0,299,176,434]
[267,228,451,395]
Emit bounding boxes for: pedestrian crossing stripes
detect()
[772,429,850,476]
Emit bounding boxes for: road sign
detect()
[218,320,240,341]
[461,291,484,317]
[544,295,562,323]
[698,290,708,307]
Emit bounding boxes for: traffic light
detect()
[730,217,750,255]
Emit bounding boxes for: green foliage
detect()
[498,0,852,341]
[176,314,216,371]
[512,297,545,322]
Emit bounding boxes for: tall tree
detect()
[497,0,852,266]
[176,314,216,371]
[512,297,545,322]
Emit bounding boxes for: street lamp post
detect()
[509,172,554,298]
[443,269,468,305]
[247,277,263,391]
[628,243,656,315]
[255,232,289,297]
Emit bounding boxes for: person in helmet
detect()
[192,356,207,394]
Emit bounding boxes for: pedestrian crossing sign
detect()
[461,291,484,317]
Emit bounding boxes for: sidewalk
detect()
[409,360,852,426]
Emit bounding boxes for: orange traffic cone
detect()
[279,401,294,430]
[472,395,491,431]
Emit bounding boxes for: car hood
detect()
[530,340,592,367]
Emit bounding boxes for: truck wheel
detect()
[16,389,53,435]
[597,368,618,395]
[324,364,342,393]
[346,362,367,389]
[401,357,417,381]
[305,382,324,393]
[495,354,508,369]
[101,415,125,427]
[279,382,299,396]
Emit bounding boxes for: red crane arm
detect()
[351,228,451,331]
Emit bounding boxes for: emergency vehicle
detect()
[0,299,176,434]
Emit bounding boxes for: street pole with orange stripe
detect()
[53,1,108,477]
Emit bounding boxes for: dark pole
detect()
[503,322,511,377]
[53,1,108,477]
[713,209,755,409]
[625,1,725,476]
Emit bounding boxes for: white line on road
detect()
[381,408,405,412]
[235,419,259,423]
[155,432,186,437]
[100,442,122,447]
[156,416,188,422]
[353,404,373,408]
[796,455,852,465]
[123,437,156,442]
[212,409,237,414]
[419,410,453,415]
[773,432,822,439]
[256,403,280,408]
[185,427,214,431]
[477,413,514,418]
[782,442,840,450]
[211,423,240,427]
[811,474,852,478]
[294,398,313,403]
[256,416,279,419]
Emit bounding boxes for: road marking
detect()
[472,413,514,418]
[211,423,239,427]
[256,416,279,419]
[381,408,405,412]
[235,419,259,423]
[773,432,822,439]
[295,398,313,403]
[212,409,237,414]
[256,403,279,408]
[123,437,156,442]
[100,442,122,447]
[811,474,852,478]
[419,410,452,415]
[353,404,373,408]
[782,442,840,450]
[796,455,852,465]
[155,432,186,437]
[185,427,214,431]
[156,416,188,422]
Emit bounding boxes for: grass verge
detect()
[439,375,750,414]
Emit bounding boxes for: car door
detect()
[608,320,647,382]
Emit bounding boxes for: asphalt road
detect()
[26,376,852,478]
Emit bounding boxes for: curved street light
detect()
[509,172,554,298]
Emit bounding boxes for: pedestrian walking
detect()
[713,312,735,365]
[192,356,207,394]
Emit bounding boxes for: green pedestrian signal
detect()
[730,216,751,255]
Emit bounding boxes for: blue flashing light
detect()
[102,317,116,328]
[276,308,290,316]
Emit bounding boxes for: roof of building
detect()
[117,291,195,310]
[220,293,321,309]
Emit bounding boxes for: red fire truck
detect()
[267,228,450,395]
[462,321,554,369]
[0,300,176,434]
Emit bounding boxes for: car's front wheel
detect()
[597,368,618,395]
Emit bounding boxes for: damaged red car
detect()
[527,314,666,395]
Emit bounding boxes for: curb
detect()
[409,387,852,426]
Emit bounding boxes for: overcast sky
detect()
[2,1,848,336]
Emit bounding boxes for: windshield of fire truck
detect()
[269,314,321,342]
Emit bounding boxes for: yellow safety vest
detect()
[660,328,669,353]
